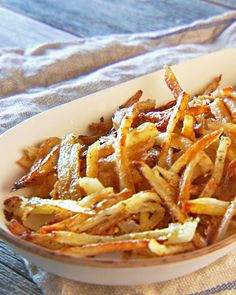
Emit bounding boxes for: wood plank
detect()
[0,240,42,294]
[0,0,229,37]
[0,6,78,48]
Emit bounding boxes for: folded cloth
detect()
[1,10,236,295]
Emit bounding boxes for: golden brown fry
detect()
[58,240,149,257]
[138,162,185,222]
[8,219,31,236]
[170,129,223,174]
[14,145,60,190]
[158,91,190,168]
[210,98,232,122]
[200,136,231,198]
[202,75,222,95]
[207,119,236,134]
[181,115,195,140]
[184,198,234,216]
[115,104,139,192]
[164,66,183,99]
[119,90,143,108]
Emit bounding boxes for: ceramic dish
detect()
[0,48,236,285]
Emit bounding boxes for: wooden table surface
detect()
[0,1,235,294]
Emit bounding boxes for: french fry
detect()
[210,98,232,122]
[200,136,231,198]
[138,163,185,222]
[164,66,183,99]
[202,75,221,95]
[14,145,60,190]
[170,129,223,174]
[115,104,139,192]
[58,240,149,257]
[181,115,195,140]
[179,152,202,205]
[184,198,234,216]
[158,91,190,168]
[86,141,100,178]
[214,196,236,242]
[148,239,194,256]
[50,218,199,246]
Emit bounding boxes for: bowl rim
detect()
[1,226,236,268]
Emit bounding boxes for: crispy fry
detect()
[181,115,195,140]
[200,136,231,198]
[138,162,185,222]
[202,75,222,95]
[184,198,235,216]
[148,239,194,256]
[214,196,236,242]
[86,141,100,178]
[170,129,223,174]
[158,91,190,167]
[14,145,60,190]
[115,104,139,192]
[58,240,149,257]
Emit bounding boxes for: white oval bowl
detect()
[0,48,236,285]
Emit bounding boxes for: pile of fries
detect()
[4,67,236,258]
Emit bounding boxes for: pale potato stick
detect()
[200,136,231,198]
[78,187,114,208]
[210,98,232,122]
[207,119,236,134]
[181,115,195,140]
[179,152,202,205]
[148,239,194,256]
[158,91,190,168]
[68,191,161,233]
[4,196,94,222]
[153,166,180,189]
[58,240,149,257]
[41,191,161,233]
[139,163,185,222]
[51,218,199,246]
[164,66,183,99]
[14,145,60,190]
[215,196,236,242]
[170,129,223,174]
[202,75,222,95]
[184,198,233,216]
[115,104,139,192]
[86,141,100,178]
[156,133,213,175]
